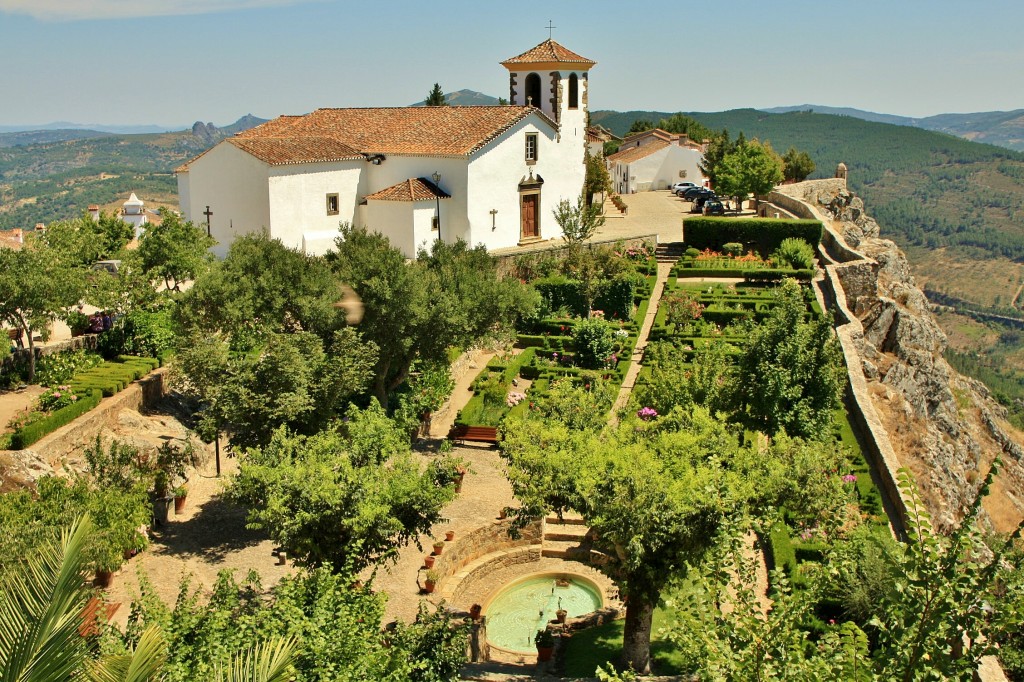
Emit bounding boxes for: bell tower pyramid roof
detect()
[501,39,596,70]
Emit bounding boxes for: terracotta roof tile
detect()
[501,39,596,67]
[607,140,670,164]
[365,177,451,202]
[180,105,560,169]
[229,136,363,165]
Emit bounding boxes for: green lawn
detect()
[560,606,687,677]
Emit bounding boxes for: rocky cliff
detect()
[778,181,1024,532]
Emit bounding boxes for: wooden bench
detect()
[447,425,499,445]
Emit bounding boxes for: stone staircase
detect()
[541,512,604,564]
[655,241,685,264]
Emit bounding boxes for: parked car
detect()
[682,187,713,201]
[671,182,697,195]
[91,260,122,275]
[692,194,717,212]
[703,199,726,216]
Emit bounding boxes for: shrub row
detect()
[9,389,102,450]
[70,356,158,397]
[534,272,644,321]
[683,217,823,253]
[742,268,814,283]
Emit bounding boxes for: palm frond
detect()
[87,625,167,682]
[215,637,298,682]
[0,514,95,682]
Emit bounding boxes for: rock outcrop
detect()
[779,181,1024,531]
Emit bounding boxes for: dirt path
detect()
[610,261,673,422]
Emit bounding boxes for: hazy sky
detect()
[1,0,1022,127]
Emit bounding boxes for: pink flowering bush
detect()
[506,391,527,407]
[37,385,79,412]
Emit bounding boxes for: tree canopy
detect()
[228,403,460,572]
[783,146,817,183]
[737,280,846,438]
[715,138,784,206]
[136,208,216,292]
[424,83,447,106]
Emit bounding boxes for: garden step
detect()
[544,527,590,542]
[541,539,592,560]
[545,511,586,525]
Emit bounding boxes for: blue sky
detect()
[0,0,1022,127]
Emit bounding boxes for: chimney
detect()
[88,205,100,221]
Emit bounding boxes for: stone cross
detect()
[546,20,556,40]
[203,205,213,237]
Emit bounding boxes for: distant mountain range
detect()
[0,115,268,149]
[0,122,179,135]
[762,105,1024,152]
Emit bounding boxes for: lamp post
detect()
[431,171,442,243]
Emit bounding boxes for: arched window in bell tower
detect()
[568,73,579,109]
[524,73,541,108]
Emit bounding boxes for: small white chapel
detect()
[176,39,596,258]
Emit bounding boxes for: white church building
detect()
[176,39,596,258]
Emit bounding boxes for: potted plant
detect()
[66,310,91,338]
[445,530,456,542]
[498,507,509,520]
[453,467,466,493]
[424,555,436,569]
[535,628,555,662]
[469,603,482,621]
[423,569,439,594]
[556,600,568,624]
[432,540,445,556]
[173,484,188,514]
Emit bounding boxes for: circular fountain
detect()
[484,573,604,654]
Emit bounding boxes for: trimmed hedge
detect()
[9,389,102,449]
[743,268,814,283]
[683,217,823,253]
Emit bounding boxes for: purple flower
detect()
[842,474,857,484]
[637,407,658,421]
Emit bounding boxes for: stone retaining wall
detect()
[447,546,543,606]
[492,233,659,276]
[2,334,100,376]
[432,518,543,596]
[7,368,168,475]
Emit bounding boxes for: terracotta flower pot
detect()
[424,555,436,569]
[556,609,567,624]
[94,570,113,588]
[536,646,554,662]
[469,604,482,620]
[424,579,436,594]
[433,543,444,556]
[445,530,455,542]
[454,471,465,493]
[174,495,187,514]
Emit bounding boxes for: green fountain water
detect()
[485,575,603,653]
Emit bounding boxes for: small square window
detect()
[326,193,339,216]
[525,133,538,164]
[432,216,440,231]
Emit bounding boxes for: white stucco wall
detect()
[466,111,585,250]
[364,200,416,257]
[267,160,363,254]
[612,145,705,193]
[359,158,468,244]
[177,142,271,258]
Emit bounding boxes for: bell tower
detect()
[500,39,596,130]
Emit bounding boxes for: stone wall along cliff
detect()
[773,181,1024,532]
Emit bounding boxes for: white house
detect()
[121,193,148,238]
[607,128,706,194]
[176,39,596,258]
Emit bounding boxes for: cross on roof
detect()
[546,20,556,40]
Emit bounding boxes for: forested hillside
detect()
[0,116,264,230]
